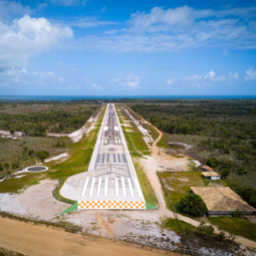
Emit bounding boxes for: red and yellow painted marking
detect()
[78,200,146,209]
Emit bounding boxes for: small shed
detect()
[202,165,214,172]
[202,171,221,180]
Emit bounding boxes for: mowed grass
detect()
[162,218,195,234]
[0,106,106,197]
[157,133,168,148]
[159,172,226,213]
[134,161,158,206]
[124,105,159,142]
[116,106,150,156]
[209,217,256,242]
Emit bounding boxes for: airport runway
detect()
[60,103,146,209]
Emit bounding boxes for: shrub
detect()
[12,162,20,169]
[242,188,256,208]
[221,168,230,179]
[195,223,214,238]
[232,209,244,218]
[0,163,3,172]
[237,168,248,175]
[215,231,226,242]
[206,157,219,168]
[4,162,9,170]
[179,192,207,217]
[28,149,34,156]
[39,150,50,162]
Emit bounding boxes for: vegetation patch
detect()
[161,218,195,234]
[133,161,158,206]
[209,217,256,242]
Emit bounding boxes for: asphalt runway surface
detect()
[60,104,145,208]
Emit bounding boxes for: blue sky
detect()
[0,0,256,96]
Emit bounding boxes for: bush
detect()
[206,157,219,168]
[195,223,214,238]
[28,149,34,156]
[179,192,207,216]
[221,168,230,179]
[4,162,9,170]
[39,150,50,162]
[237,167,248,175]
[0,163,3,172]
[242,188,256,208]
[215,231,226,242]
[12,162,20,169]
[232,210,244,218]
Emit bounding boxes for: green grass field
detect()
[209,217,256,242]
[162,218,195,234]
[157,133,168,148]
[116,106,150,156]
[133,161,158,206]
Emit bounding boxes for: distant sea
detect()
[0,95,256,101]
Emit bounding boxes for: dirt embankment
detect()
[0,217,179,256]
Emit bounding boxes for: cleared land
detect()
[0,217,179,256]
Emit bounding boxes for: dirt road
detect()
[0,217,180,256]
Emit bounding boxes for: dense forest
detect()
[0,101,100,136]
[130,100,256,208]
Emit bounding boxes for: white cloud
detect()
[48,0,87,6]
[112,74,140,88]
[205,70,216,80]
[245,67,256,81]
[204,70,226,82]
[91,83,102,89]
[167,78,176,85]
[228,72,239,79]
[71,17,116,28]
[0,67,65,87]
[185,74,202,81]
[76,6,256,52]
[0,15,73,70]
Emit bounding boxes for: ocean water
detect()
[0,95,255,101]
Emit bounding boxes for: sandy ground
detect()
[0,217,180,256]
[45,152,69,163]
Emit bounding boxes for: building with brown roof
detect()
[202,165,214,172]
[191,187,256,216]
[202,172,221,180]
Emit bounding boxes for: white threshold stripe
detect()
[128,178,134,197]
[89,177,95,196]
[134,178,143,198]
[121,177,126,197]
[104,177,108,196]
[81,178,89,197]
[97,177,102,196]
[115,177,119,197]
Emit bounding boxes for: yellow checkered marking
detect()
[78,200,146,209]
